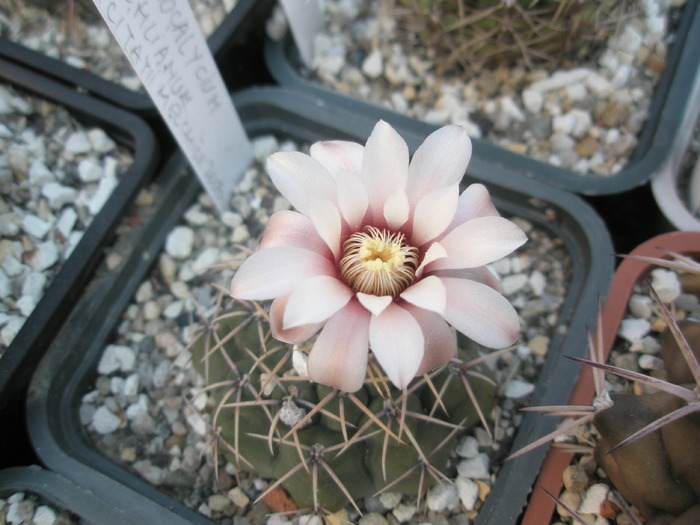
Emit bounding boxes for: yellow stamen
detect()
[339,226,418,297]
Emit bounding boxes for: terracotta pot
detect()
[521,230,700,524]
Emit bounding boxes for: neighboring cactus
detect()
[514,250,700,523]
[394,0,635,74]
[191,295,497,515]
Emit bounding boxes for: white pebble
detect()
[392,502,416,522]
[578,483,608,514]
[638,354,664,370]
[28,160,54,185]
[187,412,208,436]
[455,477,480,511]
[504,379,535,399]
[651,268,681,303]
[501,273,528,295]
[88,176,118,215]
[87,128,116,153]
[22,271,47,301]
[97,344,136,374]
[42,182,78,209]
[362,48,383,78]
[55,207,79,238]
[628,294,653,318]
[30,241,59,272]
[92,405,122,434]
[16,295,36,317]
[165,226,195,259]
[457,453,490,479]
[455,435,479,458]
[522,88,543,113]
[22,214,52,239]
[426,481,459,512]
[33,505,58,525]
[529,68,590,92]
[64,130,92,155]
[78,157,104,182]
[618,318,650,350]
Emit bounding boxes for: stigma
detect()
[339,226,419,297]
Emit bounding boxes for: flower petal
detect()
[357,293,393,316]
[407,125,471,203]
[429,216,527,271]
[441,277,520,349]
[431,266,502,292]
[400,275,446,314]
[415,241,448,279]
[310,140,364,176]
[370,303,424,389]
[335,169,369,229]
[383,188,409,229]
[361,121,409,219]
[230,246,335,300]
[270,296,323,343]
[307,300,370,392]
[403,304,457,376]
[447,183,499,232]
[410,184,459,246]
[259,210,332,259]
[283,275,353,329]
[267,151,336,215]
[308,198,342,258]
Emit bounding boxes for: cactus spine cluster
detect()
[394,0,634,74]
[191,295,497,515]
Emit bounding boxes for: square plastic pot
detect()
[0,58,158,466]
[0,0,276,116]
[26,86,614,524]
[263,1,700,196]
[0,465,144,525]
[521,230,700,523]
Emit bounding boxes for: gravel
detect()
[267,0,679,178]
[0,81,133,355]
[0,0,238,92]
[0,491,79,525]
[80,134,571,524]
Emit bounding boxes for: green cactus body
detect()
[192,298,496,512]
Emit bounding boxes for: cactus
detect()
[514,250,700,523]
[190,294,497,515]
[394,0,635,74]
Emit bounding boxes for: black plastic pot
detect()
[0,0,276,116]
[0,466,143,525]
[0,58,158,466]
[27,86,614,524]
[264,0,700,196]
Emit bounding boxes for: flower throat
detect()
[339,226,419,297]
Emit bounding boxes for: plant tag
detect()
[279,0,323,67]
[92,0,253,212]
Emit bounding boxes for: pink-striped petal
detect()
[259,211,332,259]
[230,246,335,300]
[410,184,459,246]
[429,216,527,271]
[400,275,446,314]
[403,305,457,376]
[361,121,409,218]
[307,300,371,392]
[369,303,424,389]
[442,277,520,349]
[270,296,323,344]
[283,275,353,329]
[357,293,393,316]
[407,125,471,203]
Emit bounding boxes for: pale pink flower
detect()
[231,121,527,392]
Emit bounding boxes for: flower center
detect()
[339,226,419,297]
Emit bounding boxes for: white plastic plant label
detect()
[92,0,253,213]
[279,0,323,67]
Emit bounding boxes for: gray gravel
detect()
[0,81,133,355]
[0,491,79,525]
[267,0,677,177]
